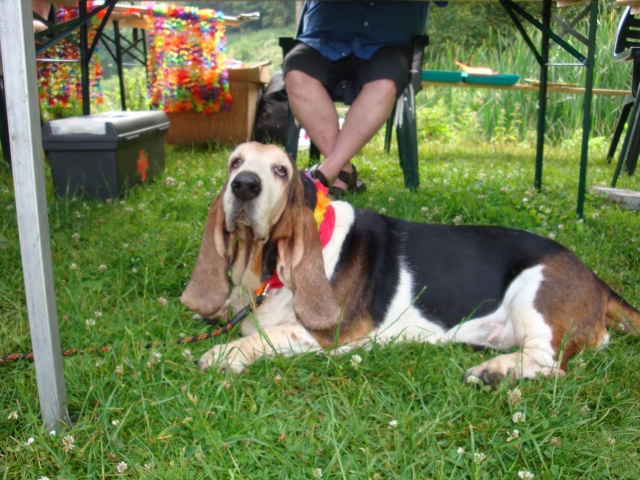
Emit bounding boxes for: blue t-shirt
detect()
[298,1,430,61]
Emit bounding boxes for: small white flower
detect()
[182,349,194,361]
[116,461,128,474]
[580,405,591,414]
[25,437,35,446]
[61,435,75,452]
[512,411,526,423]
[507,429,520,442]
[548,232,556,240]
[197,180,204,187]
[7,411,18,420]
[94,311,103,318]
[72,233,80,242]
[549,437,561,447]
[69,263,78,271]
[85,318,96,327]
[452,215,462,225]
[274,374,282,384]
[465,375,482,385]
[74,210,82,218]
[37,477,51,480]
[122,243,129,249]
[380,207,387,214]
[131,268,138,274]
[137,203,146,210]
[115,364,124,374]
[507,388,522,405]
[388,419,398,429]
[457,447,465,455]
[350,354,362,368]
[157,297,167,306]
[98,264,107,273]
[607,437,616,445]
[473,452,486,463]
[147,352,162,367]
[313,468,323,478]
[112,420,120,426]
[388,197,396,203]
[518,471,534,479]
[49,430,56,437]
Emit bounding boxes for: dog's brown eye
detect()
[230,158,243,170]
[274,166,288,178]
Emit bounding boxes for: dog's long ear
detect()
[181,192,231,317]
[272,177,341,330]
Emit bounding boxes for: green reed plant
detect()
[422,2,628,144]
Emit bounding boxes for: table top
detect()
[36,2,260,30]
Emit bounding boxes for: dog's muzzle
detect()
[231,171,261,202]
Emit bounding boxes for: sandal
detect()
[307,164,367,198]
[306,164,331,188]
[334,165,366,196]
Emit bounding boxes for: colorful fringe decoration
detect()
[146,4,231,114]
[37,5,104,121]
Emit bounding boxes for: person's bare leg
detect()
[285,71,397,189]
[318,79,396,189]
[285,70,340,158]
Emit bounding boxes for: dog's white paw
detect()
[198,345,247,374]
[465,352,565,385]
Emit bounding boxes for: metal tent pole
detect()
[0,0,69,428]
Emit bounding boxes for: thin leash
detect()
[0,284,271,365]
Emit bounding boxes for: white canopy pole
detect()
[0,0,69,427]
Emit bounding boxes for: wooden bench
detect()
[422,80,630,96]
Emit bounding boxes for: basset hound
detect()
[181,142,640,384]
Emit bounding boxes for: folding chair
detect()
[607,6,640,187]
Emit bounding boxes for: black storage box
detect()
[42,111,170,199]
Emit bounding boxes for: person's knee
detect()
[284,70,318,93]
[362,79,397,104]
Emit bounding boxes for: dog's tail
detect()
[605,286,640,335]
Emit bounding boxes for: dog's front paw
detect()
[198,344,247,374]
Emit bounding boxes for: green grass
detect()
[1,130,639,478]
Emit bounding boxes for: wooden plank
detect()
[422,80,630,96]
[0,0,70,428]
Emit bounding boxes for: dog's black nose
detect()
[231,172,261,201]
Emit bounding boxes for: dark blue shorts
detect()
[282,42,413,104]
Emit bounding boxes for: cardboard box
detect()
[42,111,169,199]
[165,63,271,145]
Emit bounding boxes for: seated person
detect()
[283,1,430,195]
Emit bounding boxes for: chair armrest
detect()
[279,37,296,58]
